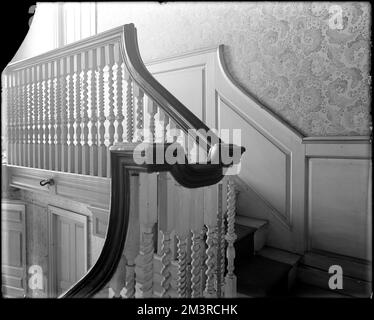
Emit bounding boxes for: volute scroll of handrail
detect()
[60,142,245,297]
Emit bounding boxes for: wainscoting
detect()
[145,46,371,262]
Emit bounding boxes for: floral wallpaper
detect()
[98,2,371,136]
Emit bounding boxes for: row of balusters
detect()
[3,42,192,177]
[104,176,237,298]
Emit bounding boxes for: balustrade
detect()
[2,24,244,298]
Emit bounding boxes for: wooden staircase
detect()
[234,218,301,297]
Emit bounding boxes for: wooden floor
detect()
[288,282,352,298]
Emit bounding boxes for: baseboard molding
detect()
[297,265,371,298]
[298,251,372,298]
[302,252,372,282]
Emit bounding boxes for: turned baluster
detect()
[158,172,175,297]
[106,44,115,177]
[19,70,26,166]
[135,173,157,297]
[114,43,124,144]
[169,119,180,145]
[37,64,44,169]
[74,53,82,174]
[224,178,237,297]
[67,55,75,173]
[31,67,38,167]
[203,184,219,297]
[158,109,169,143]
[89,49,98,176]
[29,68,35,167]
[55,58,65,171]
[81,51,90,175]
[133,83,144,142]
[43,63,50,170]
[97,46,107,177]
[175,182,191,298]
[24,69,30,167]
[14,72,20,165]
[49,62,57,171]
[217,178,228,296]
[6,75,13,164]
[124,69,134,143]
[190,187,205,297]
[147,100,157,142]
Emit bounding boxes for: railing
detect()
[2,24,245,298]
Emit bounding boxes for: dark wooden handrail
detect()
[121,24,220,153]
[56,24,245,298]
[60,143,237,297]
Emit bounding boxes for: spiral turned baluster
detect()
[224,179,237,297]
[160,231,173,297]
[97,46,106,177]
[43,63,50,170]
[14,72,20,165]
[37,65,44,169]
[176,235,188,297]
[115,46,124,144]
[191,231,203,297]
[49,62,56,170]
[134,84,144,142]
[74,54,82,174]
[67,56,75,173]
[81,51,90,175]
[125,70,134,143]
[89,49,98,176]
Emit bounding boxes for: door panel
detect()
[1,201,26,298]
[49,206,87,297]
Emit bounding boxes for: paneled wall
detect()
[305,140,371,261]
[146,47,371,260]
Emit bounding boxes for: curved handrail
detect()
[31,24,244,297]
[120,24,220,153]
[60,143,238,297]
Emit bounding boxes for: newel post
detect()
[135,172,157,297]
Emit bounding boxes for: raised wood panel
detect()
[219,97,290,224]
[153,65,205,121]
[308,158,371,261]
[48,205,88,296]
[8,166,111,209]
[2,210,22,223]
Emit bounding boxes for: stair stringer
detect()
[213,45,306,254]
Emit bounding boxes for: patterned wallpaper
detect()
[98,2,371,136]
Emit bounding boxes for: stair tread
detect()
[258,247,301,266]
[235,224,256,242]
[236,216,268,229]
[236,256,292,296]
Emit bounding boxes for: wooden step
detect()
[257,246,301,289]
[235,215,268,256]
[235,255,292,297]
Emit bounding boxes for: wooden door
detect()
[1,201,27,298]
[48,206,87,297]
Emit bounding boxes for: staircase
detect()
[234,216,301,297]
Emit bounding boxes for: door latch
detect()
[39,178,55,187]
